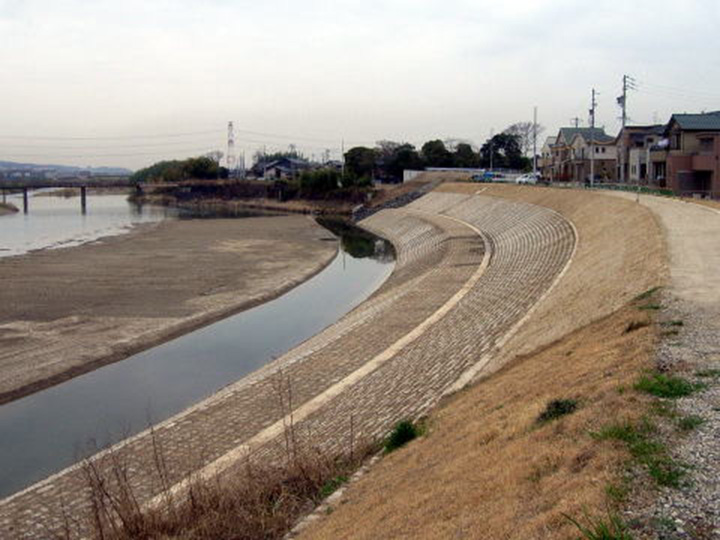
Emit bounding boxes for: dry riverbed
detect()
[0,215,337,404]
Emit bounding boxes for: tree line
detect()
[345,123,542,181]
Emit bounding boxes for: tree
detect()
[376,142,423,181]
[252,148,304,165]
[421,139,453,167]
[344,146,377,179]
[453,143,479,168]
[504,122,545,158]
[480,133,528,170]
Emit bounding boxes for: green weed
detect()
[677,415,705,431]
[319,475,349,498]
[634,373,701,399]
[536,399,578,424]
[592,419,686,488]
[634,287,662,301]
[564,509,634,540]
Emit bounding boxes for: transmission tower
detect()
[227,121,236,177]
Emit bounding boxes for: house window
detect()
[699,137,714,152]
[671,133,681,150]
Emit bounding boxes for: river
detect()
[0,194,394,500]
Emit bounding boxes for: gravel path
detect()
[609,193,720,539]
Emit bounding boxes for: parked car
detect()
[516,173,540,185]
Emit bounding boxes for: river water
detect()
[0,195,394,499]
[0,191,174,257]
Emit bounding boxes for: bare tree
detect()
[504,122,545,157]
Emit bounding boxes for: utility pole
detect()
[341,138,345,177]
[617,75,636,184]
[489,128,494,171]
[533,106,538,175]
[571,117,581,128]
[589,89,597,188]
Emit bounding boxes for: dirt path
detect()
[607,192,720,534]
[0,215,337,403]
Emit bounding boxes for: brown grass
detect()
[298,304,657,540]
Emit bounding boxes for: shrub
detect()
[384,420,419,453]
[536,399,578,424]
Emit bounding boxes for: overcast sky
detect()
[2,0,719,170]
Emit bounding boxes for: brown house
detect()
[652,112,720,196]
[546,127,616,183]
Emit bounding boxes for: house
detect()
[538,136,556,178]
[251,157,311,180]
[652,111,720,196]
[615,125,665,184]
[546,127,616,182]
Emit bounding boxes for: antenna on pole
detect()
[227,121,236,178]
[570,117,582,128]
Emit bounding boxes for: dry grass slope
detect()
[298,305,657,540]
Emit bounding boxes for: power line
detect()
[0,129,224,141]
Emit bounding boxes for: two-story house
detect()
[657,111,720,196]
[615,125,665,184]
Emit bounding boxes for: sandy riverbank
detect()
[0,214,337,404]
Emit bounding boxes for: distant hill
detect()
[0,160,132,177]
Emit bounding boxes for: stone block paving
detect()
[0,193,575,539]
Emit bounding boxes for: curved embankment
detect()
[296,184,667,540]
[437,183,667,378]
[0,192,576,538]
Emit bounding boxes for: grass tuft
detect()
[592,419,686,488]
[695,368,720,378]
[384,420,420,453]
[319,475,349,498]
[634,286,662,302]
[677,415,705,432]
[536,399,578,424]
[564,509,634,540]
[634,373,702,399]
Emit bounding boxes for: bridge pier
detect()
[22,188,28,214]
[80,186,87,214]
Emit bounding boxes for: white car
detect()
[516,173,540,185]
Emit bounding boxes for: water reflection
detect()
[316,216,394,262]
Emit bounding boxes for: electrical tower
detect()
[227,121,236,177]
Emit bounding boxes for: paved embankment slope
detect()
[1,192,575,538]
[0,215,336,404]
[437,183,666,377]
[297,184,667,540]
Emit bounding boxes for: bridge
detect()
[0,177,135,214]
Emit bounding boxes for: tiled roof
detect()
[558,127,614,144]
[671,111,720,131]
